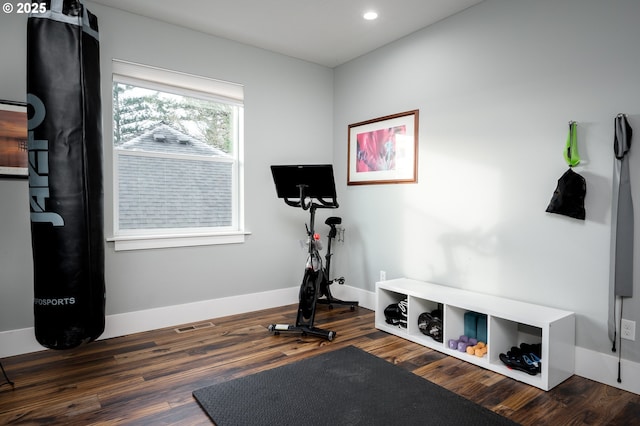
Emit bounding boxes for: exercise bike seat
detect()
[325,216,342,226]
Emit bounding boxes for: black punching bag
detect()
[27,1,105,349]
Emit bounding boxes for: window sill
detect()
[107,231,250,251]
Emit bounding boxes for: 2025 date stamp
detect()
[3,2,47,14]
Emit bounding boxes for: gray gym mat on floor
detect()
[193,345,520,425]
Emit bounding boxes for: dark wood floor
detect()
[1,304,639,425]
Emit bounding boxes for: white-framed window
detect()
[108,60,246,251]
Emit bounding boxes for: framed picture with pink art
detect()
[347,109,418,185]
[0,100,28,179]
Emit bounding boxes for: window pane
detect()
[113,79,240,234]
[113,83,234,154]
[118,154,232,229]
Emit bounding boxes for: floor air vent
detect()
[175,322,215,333]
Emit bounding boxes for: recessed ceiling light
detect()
[363,11,378,21]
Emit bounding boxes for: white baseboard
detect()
[324,283,376,311]
[0,285,375,359]
[0,327,44,359]
[3,286,635,396]
[102,286,301,340]
[575,346,640,395]
[0,286,299,358]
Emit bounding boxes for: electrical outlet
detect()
[379,270,386,281]
[621,319,636,341]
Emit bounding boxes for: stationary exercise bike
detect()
[268,165,358,341]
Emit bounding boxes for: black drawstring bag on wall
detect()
[546,168,586,220]
[27,1,105,350]
[546,122,586,220]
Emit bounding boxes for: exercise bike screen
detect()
[271,164,337,200]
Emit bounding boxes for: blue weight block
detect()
[476,313,488,343]
[464,311,478,339]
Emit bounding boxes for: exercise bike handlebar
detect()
[283,197,339,210]
[282,184,339,210]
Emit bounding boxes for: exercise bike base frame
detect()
[316,298,359,310]
[317,278,359,310]
[268,268,338,341]
[268,324,336,341]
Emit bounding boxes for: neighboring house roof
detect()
[116,123,233,230]
[117,123,229,157]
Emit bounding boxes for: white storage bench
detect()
[376,278,575,391]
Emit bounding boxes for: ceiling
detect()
[91,0,483,68]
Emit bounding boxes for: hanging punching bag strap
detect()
[564,121,580,167]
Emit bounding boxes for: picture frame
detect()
[0,100,28,179]
[347,109,419,185]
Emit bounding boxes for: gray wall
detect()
[0,12,32,332]
[333,0,640,361]
[2,0,639,366]
[0,3,334,330]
